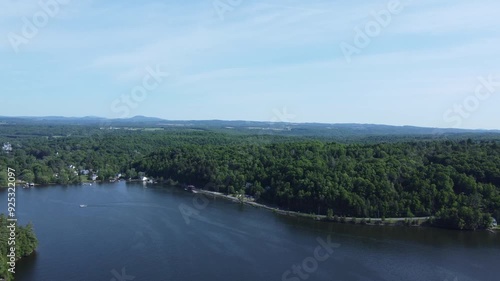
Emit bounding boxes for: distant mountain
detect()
[0,116,499,138]
[128,115,165,122]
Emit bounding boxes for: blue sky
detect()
[1,0,499,129]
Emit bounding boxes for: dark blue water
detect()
[1,182,498,281]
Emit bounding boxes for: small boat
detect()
[79,204,87,208]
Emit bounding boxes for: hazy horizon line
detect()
[1,115,499,131]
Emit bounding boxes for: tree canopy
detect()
[1,125,499,230]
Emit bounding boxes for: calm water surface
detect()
[1,182,498,281]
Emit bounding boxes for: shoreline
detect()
[3,181,496,232]
[196,189,433,227]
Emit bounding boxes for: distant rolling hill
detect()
[0,116,499,140]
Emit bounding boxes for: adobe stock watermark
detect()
[179,183,218,225]
[110,267,135,281]
[252,106,297,146]
[269,106,296,131]
[281,235,340,281]
[443,74,499,128]
[271,106,296,124]
[340,0,411,63]
[110,65,169,118]
[213,0,243,20]
[8,0,71,53]
[178,193,210,225]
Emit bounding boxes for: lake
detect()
[1,182,498,281]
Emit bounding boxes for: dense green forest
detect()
[133,139,500,230]
[1,124,499,230]
[0,215,38,281]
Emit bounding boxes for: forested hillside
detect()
[0,128,295,185]
[1,124,499,230]
[0,215,38,281]
[133,139,500,230]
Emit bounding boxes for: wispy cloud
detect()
[391,0,500,34]
[1,0,499,129]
